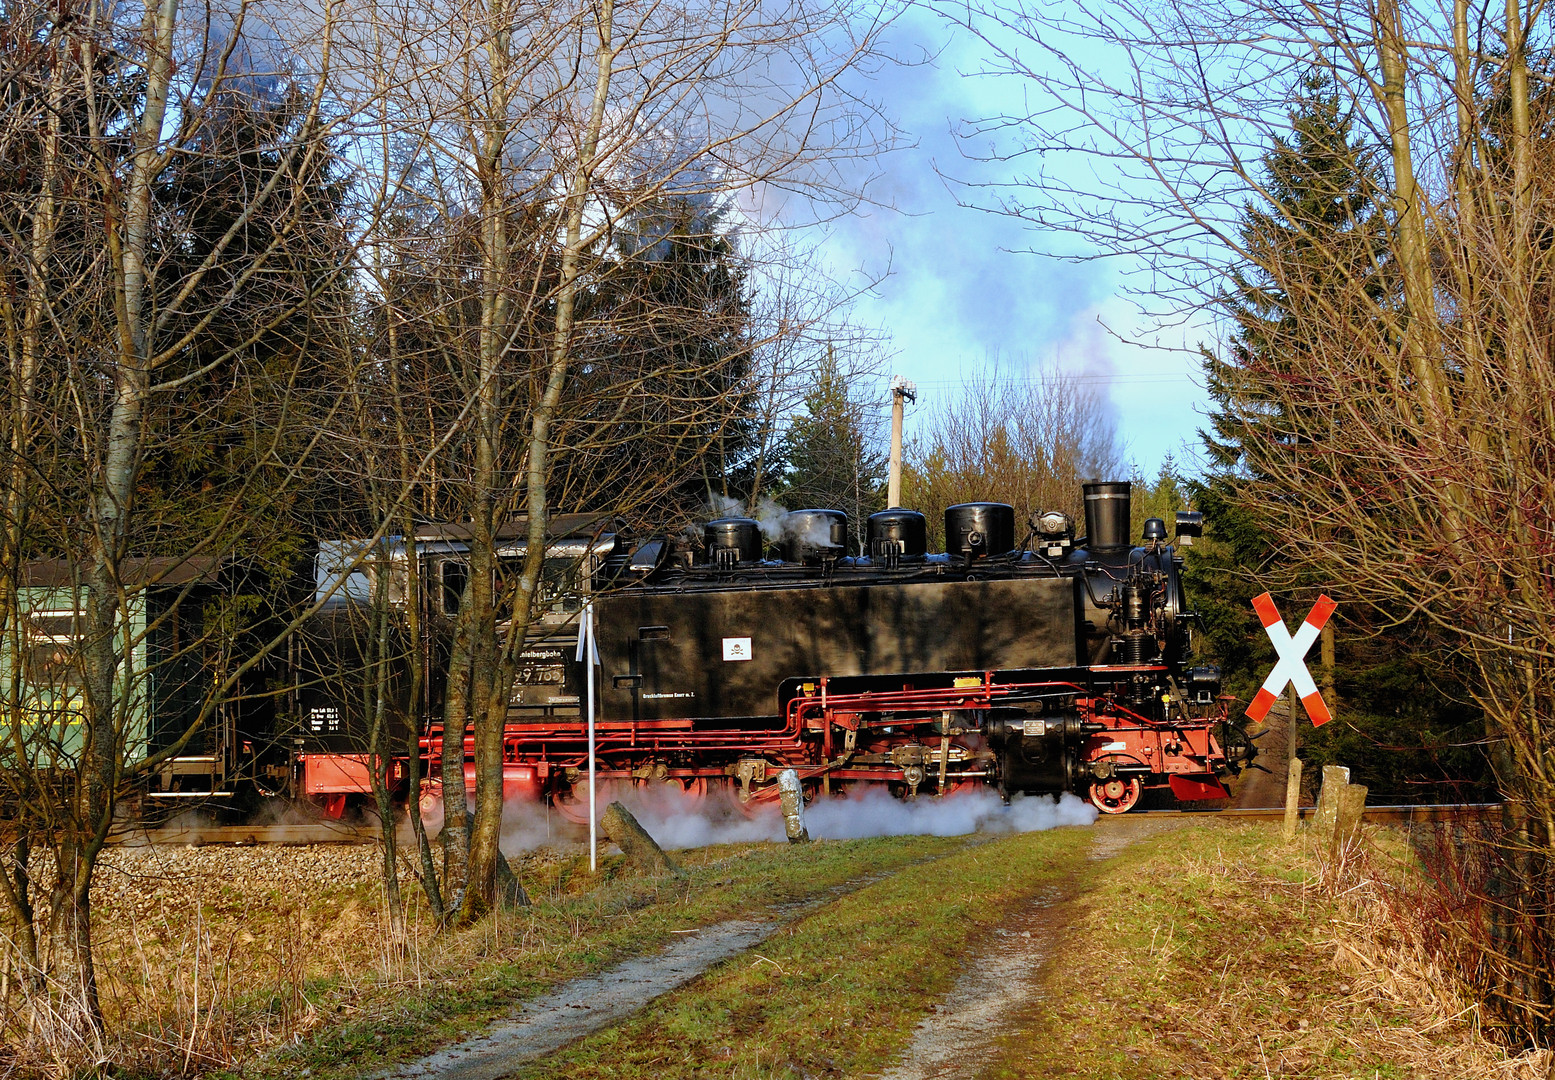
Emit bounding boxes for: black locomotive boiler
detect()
[476,480,1249,815]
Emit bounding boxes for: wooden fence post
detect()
[1283,758,1303,838]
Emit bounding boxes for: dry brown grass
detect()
[985,822,1553,1080]
[1,833,971,1078]
[3,843,467,1075]
[1312,830,1552,1079]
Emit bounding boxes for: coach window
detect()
[23,611,84,691]
[439,559,468,616]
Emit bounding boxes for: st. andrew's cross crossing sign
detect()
[1245,592,1337,728]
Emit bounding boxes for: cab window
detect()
[496,556,584,617]
[438,560,468,616]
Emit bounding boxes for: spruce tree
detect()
[1203,68,1392,475]
[1193,70,1491,801]
[776,350,885,550]
[559,195,764,521]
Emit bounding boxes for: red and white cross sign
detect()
[1245,592,1337,727]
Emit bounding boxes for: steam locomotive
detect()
[11,481,1243,816]
[285,480,1249,817]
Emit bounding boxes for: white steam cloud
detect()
[750,497,791,541]
[706,493,745,519]
[702,495,845,551]
[489,782,1097,856]
[801,786,1099,839]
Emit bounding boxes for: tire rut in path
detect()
[376,916,779,1080]
[371,845,988,1080]
[874,817,1186,1080]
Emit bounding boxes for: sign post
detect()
[1246,593,1336,834]
[1284,687,1302,837]
[574,602,600,872]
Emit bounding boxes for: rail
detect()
[107,822,409,846]
[1208,803,1503,823]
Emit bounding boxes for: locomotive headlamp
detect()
[1174,510,1204,545]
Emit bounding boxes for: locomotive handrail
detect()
[785,678,1092,722]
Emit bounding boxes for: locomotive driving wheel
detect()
[1088,777,1142,814]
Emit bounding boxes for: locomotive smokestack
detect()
[1082,481,1132,552]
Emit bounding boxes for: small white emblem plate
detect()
[722,637,752,661]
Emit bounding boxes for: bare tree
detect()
[345,0,899,923]
[903,363,1122,547]
[935,0,1555,1036]
[0,0,391,1055]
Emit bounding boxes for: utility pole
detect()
[887,375,916,509]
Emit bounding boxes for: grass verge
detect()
[239,833,973,1079]
[982,822,1551,1080]
[511,825,1096,1080]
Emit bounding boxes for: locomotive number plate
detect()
[1022,720,1046,737]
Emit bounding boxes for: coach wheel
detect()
[1088,777,1142,814]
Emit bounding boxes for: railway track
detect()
[107,802,1504,846]
[1183,802,1501,823]
[109,821,402,846]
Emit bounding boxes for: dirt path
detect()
[874,817,1185,1080]
[371,850,976,1080]
[373,822,1172,1080]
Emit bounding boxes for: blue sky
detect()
[820,5,1211,476]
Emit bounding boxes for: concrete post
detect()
[1313,765,1352,835]
[887,377,915,509]
[1283,758,1303,838]
[778,769,810,843]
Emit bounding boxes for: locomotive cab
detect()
[293,516,626,813]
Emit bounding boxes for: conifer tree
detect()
[776,350,885,549]
[1203,68,1393,476]
[1194,71,1489,802]
[557,195,763,521]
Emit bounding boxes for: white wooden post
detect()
[575,601,599,871]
